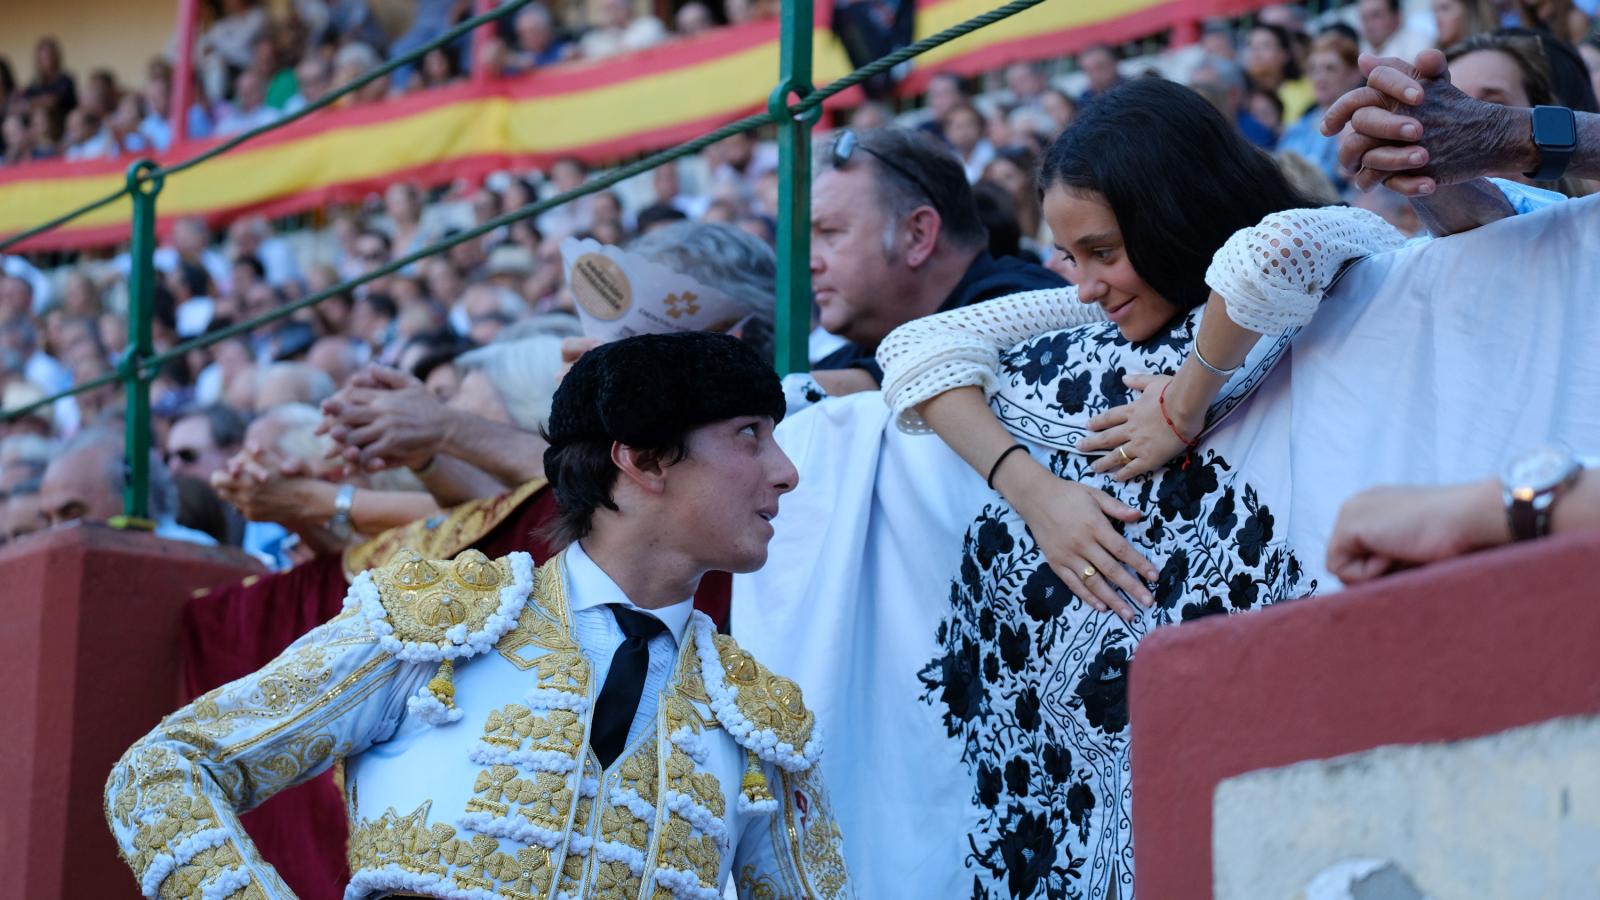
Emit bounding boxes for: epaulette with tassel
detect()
[344,549,536,725]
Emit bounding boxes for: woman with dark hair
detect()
[1244,22,1315,121]
[855,77,1402,897]
[1515,0,1591,45]
[1432,0,1498,47]
[1279,30,1366,187]
[981,146,1044,251]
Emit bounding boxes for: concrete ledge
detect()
[1129,529,1600,899]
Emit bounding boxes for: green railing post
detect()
[119,160,164,525]
[769,0,817,376]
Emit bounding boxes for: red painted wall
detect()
[0,525,259,899]
[1130,530,1600,898]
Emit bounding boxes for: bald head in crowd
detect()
[39,427,176,528]
[40,428,125,526]
[1,478,46,545]
[254,361,336,411]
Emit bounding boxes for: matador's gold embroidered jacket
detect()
[105,549,853,900]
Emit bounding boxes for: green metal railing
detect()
[0,0,1055,521]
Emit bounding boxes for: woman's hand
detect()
[1001,463,1159,622]
[1080,374,1202,481]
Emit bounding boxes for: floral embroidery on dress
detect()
[919,318,1314,899]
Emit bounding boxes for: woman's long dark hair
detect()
[1039,77,1319,313]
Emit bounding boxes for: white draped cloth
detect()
[732,195,1600,899]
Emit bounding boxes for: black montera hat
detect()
[543,332,784,476]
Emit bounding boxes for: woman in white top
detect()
[875,78,1401,898]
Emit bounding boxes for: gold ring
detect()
[1118,446,1132,463]
[1082,565,1098,580]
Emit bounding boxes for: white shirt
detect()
[1363,26,1432,65]
[564,541,693,751]
[578,16,668,60]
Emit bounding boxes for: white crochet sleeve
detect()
[878,286,1105,433]
[1205,206,1406,334]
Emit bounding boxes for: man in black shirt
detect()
[809,127,1064,387]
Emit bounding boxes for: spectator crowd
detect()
[3,0,1599,556]
[0,0,780,165]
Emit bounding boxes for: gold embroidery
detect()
[348,804,566,900]
[341,478,547,579]
[651,676,725,893]
[445,556,589,897]
[214,655,393,761]
[496,553,580,667]
[713,634,817,757]
[157,843,243,900]
[125,787,229,888]
[619,740,660,808]
[480,703,586,752]
[167,644,338,754]
[676,666,712,705]
[737,863,782,899]
[371,549,512,646]
[486,846,555,900]
[556,760,599,896]
[783,768,850,899]
[237,732,337,800]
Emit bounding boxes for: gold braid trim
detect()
[712,633,817,760]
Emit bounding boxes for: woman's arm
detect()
[1084,207,1408,480]
[878,286,1106,433]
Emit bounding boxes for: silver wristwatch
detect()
[327,484,357,541]
[1499,444,1582,542]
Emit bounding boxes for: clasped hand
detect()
[211,444,326,526]
[1321,49,1522,195]
[318,364,452,472]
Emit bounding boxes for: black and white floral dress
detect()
[878,208,1401,899]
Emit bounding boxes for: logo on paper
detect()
[663,292,701,319]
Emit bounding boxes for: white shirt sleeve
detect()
[876,286,1105,434]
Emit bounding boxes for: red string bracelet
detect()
[1159,382,1200,469]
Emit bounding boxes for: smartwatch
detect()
[1499,444,1582,542]
[1527,105,1578,183]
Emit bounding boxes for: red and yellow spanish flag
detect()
[0,0,1261,252]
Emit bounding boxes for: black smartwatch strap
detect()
[1529,105,1578,182]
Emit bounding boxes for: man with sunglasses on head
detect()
[808,127,1065,390]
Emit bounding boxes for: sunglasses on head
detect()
[830,130,941,211]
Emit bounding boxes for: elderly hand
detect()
[1079,374,1201,482]
[212,448,333,526]
[1325,479,1510,584]
[1321,50,1530,195]
[319,364,453,472]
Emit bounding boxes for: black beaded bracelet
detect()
[987,443,1030,490]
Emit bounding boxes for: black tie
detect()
[591,605,668,768]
